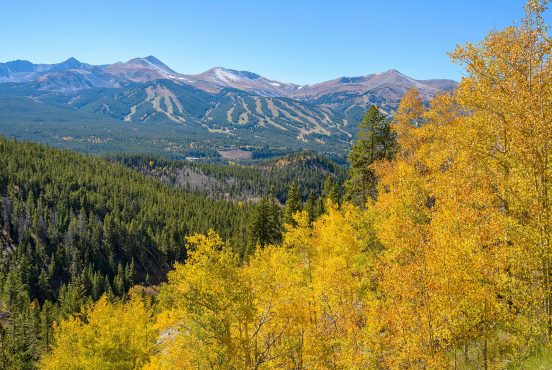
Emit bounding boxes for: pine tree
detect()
[113,264,125,296]
[283,181,302,226]
[304,193,316,224]
[344,105,396,207]
[40,300,55,352]
[322,176,342,206]
[125,259,135,290]
[248,194,282,251]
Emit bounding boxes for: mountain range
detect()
[0,56,457,160]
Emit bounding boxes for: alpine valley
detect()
[0,56,456,161]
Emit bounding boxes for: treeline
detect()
[109,150,347,203]
[41,2,552,369]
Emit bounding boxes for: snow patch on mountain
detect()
[213,67,240,83]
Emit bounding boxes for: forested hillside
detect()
[38,2,552,369]
[0,138,256,367]
[0,135,339,368]
[110,151,347,203]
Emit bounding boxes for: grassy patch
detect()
[518,346,552,370]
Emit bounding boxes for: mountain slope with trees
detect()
[0,137,257,368]
[110,150,347,203]
[39,2,552,369]
[0,135,340,368]
[0,59,455,161]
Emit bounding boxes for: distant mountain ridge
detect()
[0,56,457,159]
[0,56,456,96]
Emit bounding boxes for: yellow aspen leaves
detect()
[42,2,550,369]
[41,292,156,370]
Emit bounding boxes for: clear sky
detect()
[1,0,545,84]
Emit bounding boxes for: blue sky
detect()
[1,0,544,84]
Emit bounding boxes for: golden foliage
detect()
[42,2,551,369]
[145,209,378,369]
[41,292,156,370]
